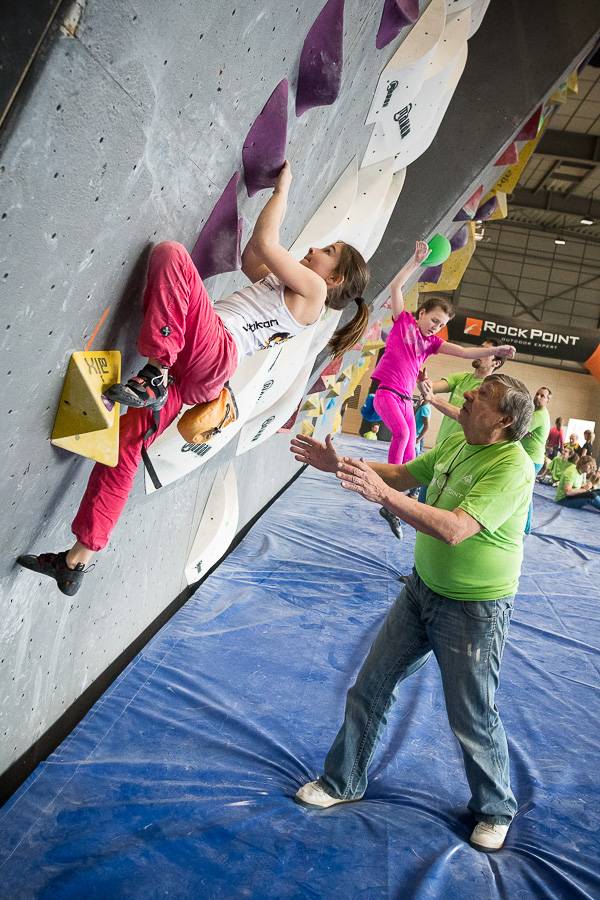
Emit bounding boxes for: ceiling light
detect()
[555,238,566,245]
[580,218,594,225]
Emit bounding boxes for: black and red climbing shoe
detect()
[103,363,168,411]
[17,551,87,596]
[379,506,404,541]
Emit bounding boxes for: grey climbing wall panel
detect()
[0,0,387,783]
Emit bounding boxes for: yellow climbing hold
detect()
[51,350,121,466]
[301,420,315,436]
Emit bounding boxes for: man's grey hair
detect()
[484,374,534,442]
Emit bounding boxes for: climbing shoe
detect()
[103,363,168,410]
[17,551,87,596]
[379,506,403,540]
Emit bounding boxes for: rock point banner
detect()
[444,310,600,377]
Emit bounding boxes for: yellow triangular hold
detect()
[301,395,321,413]
[301,420,315,436]
[51,350,121,466]
[550,85,568,104]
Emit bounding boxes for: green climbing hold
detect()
[425,234,452,266]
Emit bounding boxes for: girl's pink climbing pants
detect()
[72,241,238,552]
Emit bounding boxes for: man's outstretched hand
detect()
[290,433,339,473]
[337,457,389,504]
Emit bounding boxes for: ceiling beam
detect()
[535,128,600,165]
[501,216,600,245]
[510,187,600,219]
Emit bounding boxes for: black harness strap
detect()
[378,386,412,402]
[141,407,163,490]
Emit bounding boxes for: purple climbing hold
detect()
[420,264,443,284]
[475,195,499,222]
[375,0,419,51]
[296,0,345,117]
[190,173,242,280]
[450,225,469,252]
[243,79,289,197]
[453,186,484,222]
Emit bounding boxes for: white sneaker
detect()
[295,780,356,809]
[470,821,510,852]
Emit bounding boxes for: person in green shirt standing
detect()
[555,455,600,511]
[423,339,505,446]
[291,374,534,852]
[415,340,505,502]
[521,386,552,533]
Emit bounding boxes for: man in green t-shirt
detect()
[424,339,505,446]
[521,386,552,533]
[291,374,535,852]
[538,446,572,485]
[555,455,600,510]
[549,450,571,483]
[412,340,505,505]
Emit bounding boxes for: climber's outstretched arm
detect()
[244,163,326,314]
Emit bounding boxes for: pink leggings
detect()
[373,388,417,465]
[71,242,238,552]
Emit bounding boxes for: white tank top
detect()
[214,274,312,357]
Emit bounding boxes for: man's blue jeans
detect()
[524,462,543,534]
[321,572,517,825]
[557,494,600,511]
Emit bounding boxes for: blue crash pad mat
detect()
[1,435,599,898]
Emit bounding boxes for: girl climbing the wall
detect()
[371,242,516,538]
[18,162,370,595]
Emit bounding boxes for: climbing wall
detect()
[1,0,599,798]
[0,0,411,788]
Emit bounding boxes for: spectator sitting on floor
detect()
[564,433,581,455]
[537,446,573,486]
[363,424,380,441]
[554,455,600,512]
[545,416,564,459]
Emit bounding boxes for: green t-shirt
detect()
[406,433,534,601]
[554,463,584,501]
[549,455,569,482]
[435,372,482,445]
[521,407,551,465]
[363,431,378,440]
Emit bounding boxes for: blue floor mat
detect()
[1,435,599,899]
